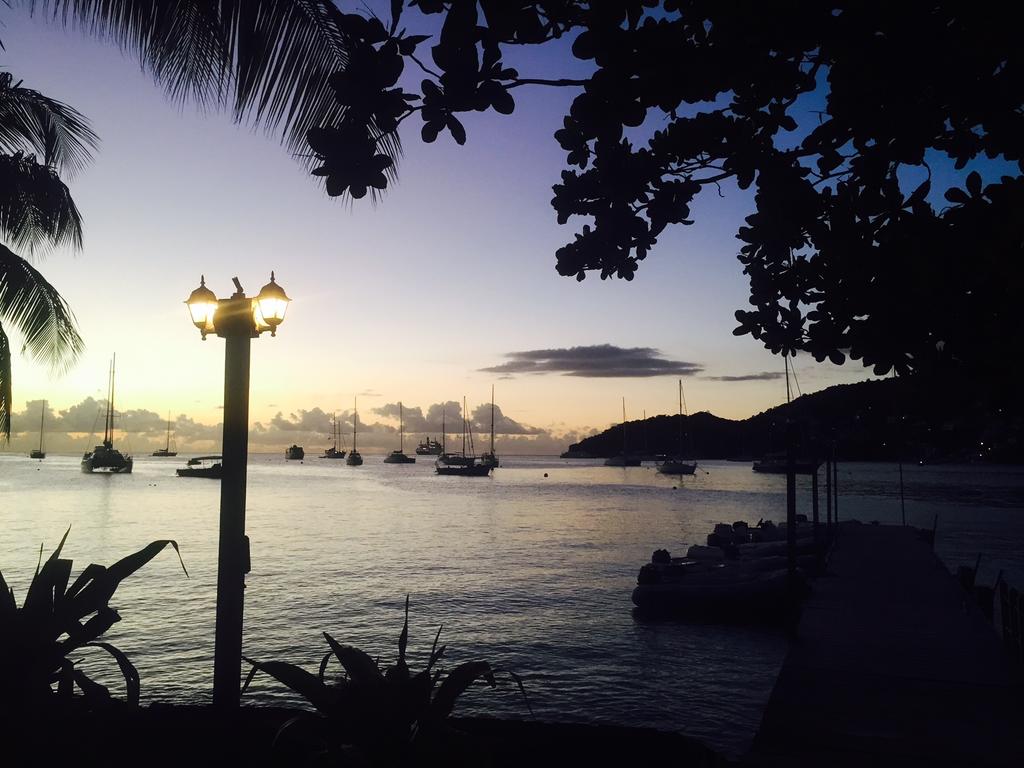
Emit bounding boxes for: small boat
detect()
[285,444,305,460]
[479,385,499,469]
[415,436,442,456]
[631,562,798,617]
[152,412,178,457]
[346,397,363,465]
[383,402,415,464]
[605,397,642,466]
[435,399,492,477]
[176,455,222,479]
[29,400,46,459]
[658,380,697,476]
[320,412,346,459]
[81,356,133,474]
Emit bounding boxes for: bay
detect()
[2,454,1022,757]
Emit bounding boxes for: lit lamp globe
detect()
[254,271,290,336]
[186,276,219,339]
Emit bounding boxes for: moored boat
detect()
[383,402,415,464]
[152,412,178,457]
[415,437,442,455]
[176,455,222,479]
[320,412,346,459]
[285,444,305,460]
[605,397,641,466]
[657,380,697,476]
[81,357,133,474]
[346,397,363,465]
[434,398,492,477]
[30,400,46,459]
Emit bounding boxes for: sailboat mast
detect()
[399,402,404,452]
[784,354,791,404]
[442,407,446,453]
[103,357,114,445]
[490,385,495,455]
[622,397,627,456]
[165,411,172,451]
[39,400,46,452]
[462,397,467,455]
[353,397,358,451]
[678,380,683,455]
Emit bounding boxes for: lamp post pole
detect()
[213,289,255,708]
[187,274,289,709]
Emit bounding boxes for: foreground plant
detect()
[243,596,529,766]
[0,526,187,714]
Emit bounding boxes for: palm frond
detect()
[0,152,84,252]
[0,321,11,439]
[0,242,84,439]
[29,1,402,172]
[0,71,99,178]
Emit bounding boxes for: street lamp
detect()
[185,273,290,708]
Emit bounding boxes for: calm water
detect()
[2,454,1022,756]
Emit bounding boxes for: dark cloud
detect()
[480,345,703,378]
[703,371,785,382]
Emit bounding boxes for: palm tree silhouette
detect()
[0,71,94,439]
[1,2,400,438]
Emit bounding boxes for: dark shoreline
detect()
[2,704,728,767]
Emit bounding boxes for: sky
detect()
[0,3,876,453]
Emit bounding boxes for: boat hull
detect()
[285,445,305,460]
[435,464,492,477]
[152,449,178,457]
[658,460,697,475]
[346,451,363,466]
[631,569,801,619]
[176,465,222,479]
[81,456,133,474]
[29,450,46,459]
[383,452,416,464]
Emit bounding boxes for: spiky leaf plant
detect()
[0,526,187,714]
[243,596,530,767]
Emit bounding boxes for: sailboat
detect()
[320,412,347,459]
[345,398,363,465]
[605,397,641,466]
[29,400,46,459]
[152,412,178,457]
[383,402,416,464]
[435,398,492,476]
[479,386,499,469]
[81,356,133,474]
[658,380,697,475]
[752,354,820,474]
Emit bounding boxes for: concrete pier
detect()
[752,522,1024,767]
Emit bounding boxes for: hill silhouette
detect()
[564,378,1022,464]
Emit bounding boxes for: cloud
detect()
[373,401,544,436]
[703,371,785,382]
[480,344,703,378]
[6,397,580,455]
